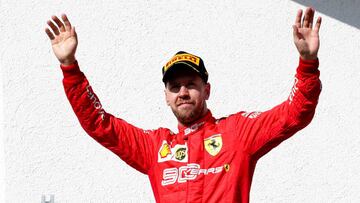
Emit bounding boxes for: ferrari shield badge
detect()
[204,134,222,156]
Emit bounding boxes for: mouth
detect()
[177,102,194,107]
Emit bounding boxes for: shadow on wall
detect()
[292,0,360,29]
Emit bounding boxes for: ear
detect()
[164,89,170,106]
[204,83,211,100]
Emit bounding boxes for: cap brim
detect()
[162,62,201,83]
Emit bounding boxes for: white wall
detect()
[1,30,5,203]
[2,0,360,202]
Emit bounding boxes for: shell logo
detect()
[159,143,171,158]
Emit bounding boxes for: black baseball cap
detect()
[162,51,208,83]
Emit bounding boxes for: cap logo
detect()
[164,54,200,72]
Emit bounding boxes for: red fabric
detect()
[61,58,321,203]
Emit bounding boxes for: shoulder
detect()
[143,127,176,139]
[215,111,263,126]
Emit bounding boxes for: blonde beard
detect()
[171,102,207,125]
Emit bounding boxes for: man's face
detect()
[164,68,210,126]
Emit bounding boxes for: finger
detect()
[71,26,77,38]
[52,15,66,32]
[302,7,311,28]
[47,20,60,35]
[314,16,322,33]
[295,9,302,28]
[61,14,72,31]
[45,28,55,40]
[308,8,315,29]
[292,25,300,41]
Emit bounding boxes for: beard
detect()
[171,101,206,125]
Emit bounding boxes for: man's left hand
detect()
[293,7,322,60]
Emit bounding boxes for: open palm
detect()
[45,14,77,65]
[293,8,322,60]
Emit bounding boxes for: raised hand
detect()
[293,7,322,60]
[45,14,78,65]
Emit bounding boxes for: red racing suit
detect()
[60,58,321,203]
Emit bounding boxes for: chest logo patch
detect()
[158,141,188,163]
[204,134,223,156]
[159,142,171,158]
[175,148,186,161]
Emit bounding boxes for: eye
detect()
[169,84,180,93]
[186,82,196,89]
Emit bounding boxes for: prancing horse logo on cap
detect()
[204,134,222,156]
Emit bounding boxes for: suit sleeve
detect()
[60,61,158,174]
[234,58,321,159]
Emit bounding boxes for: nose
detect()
[178,86,189,98]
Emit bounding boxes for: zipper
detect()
[185,131,190,203]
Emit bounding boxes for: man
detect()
[45,7,322,203]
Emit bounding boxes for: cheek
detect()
[165,94,176,106]
[190,91,203,103]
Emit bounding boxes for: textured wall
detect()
[1,28,5,202]
[2,0,360,202]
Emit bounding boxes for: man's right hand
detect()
[45,14,78,65]
[292,7,321,60]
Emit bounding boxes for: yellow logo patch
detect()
[164,54,200,71]
[159,143,171,158]
[224,164,230,172]
[158,141,188,163]
[204,134,223,156]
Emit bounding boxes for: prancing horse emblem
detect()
[204,134,223,156]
